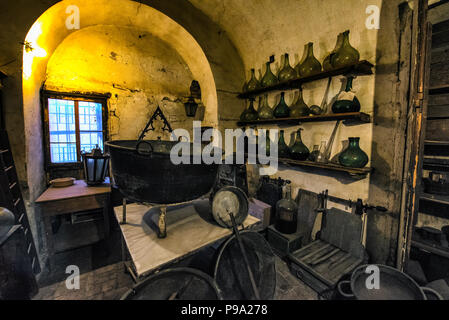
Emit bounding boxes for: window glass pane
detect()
[80,132,104,153]
[79,101,102,132]
[48,98,77,163]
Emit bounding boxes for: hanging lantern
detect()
[82,145,110,185]
[184,95,198,117]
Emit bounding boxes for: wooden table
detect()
[35,179,111,271]
[114,200,260,281]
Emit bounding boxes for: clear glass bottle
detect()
[257,94,273,119]
[261,61,279,88]
[316,141,328,163]
[290,88,310,117]
[297,42,322,78]
[273,92,290,118]
[331,30,360,69]
[245,68,260,92]
[278,53,297,82]
[275,184,298,234]
[323,32,344,72]
[290,128,310,161]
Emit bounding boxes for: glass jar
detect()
[297,42,322,78]
[245,68,260,92]
[323,32,343,72]
[261,61,279,88]
[332,76,361,113]
[290,88,310,117]
[273,92,290,118]
[338,137,368,168]
[290,128,310,161]
[275,184,298,234]
[278,53,297,82]
[331,30,360,69]
[257,94,274,119]
[278,130,291,158]
[241,99,259,121]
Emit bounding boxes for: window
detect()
[42,91,108,166]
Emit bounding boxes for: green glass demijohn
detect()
[297,43,322,78]
[331,30,360,69]
[323,32,344,72]
[273,92,290,118]
[242,99,259,121]
[332,76,361,113]
[338,137,368,168]
[278,53,297,82]
[290,88,310,117]
[257,94,273,119]
[245,68,260,92]
[278,130,291,158]
[261,61,279,88]
[290,128,310,161]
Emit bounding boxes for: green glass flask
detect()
[275,184,298,234]
[278,130,290,158]
[338,137,368,168]
[290,128,310,161]
[323,33,343,72]
[246,68,260,92]
[273,92,290,118]
[331,30,360,69]
[261,61,279,88]
[242,99,259,121]
[290,88,310,117]
[258,94,273,119]
[297,43,322,78]
[278,53,297,82]
[332,76,361,113]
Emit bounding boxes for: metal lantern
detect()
[82,145,110,185]
[184,96,198,117]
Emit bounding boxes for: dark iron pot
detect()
[337,264,443,300]
[105,140,220,204]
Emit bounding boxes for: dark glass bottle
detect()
[246,68,260,92]
[290,128,310,161]
[331,30,360,69]
[242,99,259,121]
[278,53,297,82]
[273,92,290,118]
[297,42,322,78]
[261,61,279,87]
[275,184,298,234]
[338,137,368,168]
[278,130,290,158]
[257,94,273,119]
[332,76,361,113]
[290,88,310,117]
[323,32,343,72]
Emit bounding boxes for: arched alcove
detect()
[22,0,219,201]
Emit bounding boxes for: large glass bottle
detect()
[331,30,360,69]
[323,33,343,72]
[297,42,322,78]
[332,76,361,113]
[338,137,368,168]
[261,61,279,88]
[242,99,259,121]
[245,68,260,92]
[278,130,290,158]
[290,128,310,161]
[278,53,297,82]
[273,92,290,118]
[257,94,273,119]
[290,88,310,117]
[275,184,298,234]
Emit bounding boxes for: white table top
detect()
[114,200,259,277]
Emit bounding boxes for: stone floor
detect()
[33,256,318,300]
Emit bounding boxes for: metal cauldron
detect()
[105,140,219,204]
[337,264,443,300]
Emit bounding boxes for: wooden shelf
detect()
[238,60,374,99]
[429,84,449,95]
[424,140,449,146]
[237,112,371,127]
[420,193,449,206]
[411,239,449,259]
[278,157,372,177]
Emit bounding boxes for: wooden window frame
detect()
[41,90,110,171]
